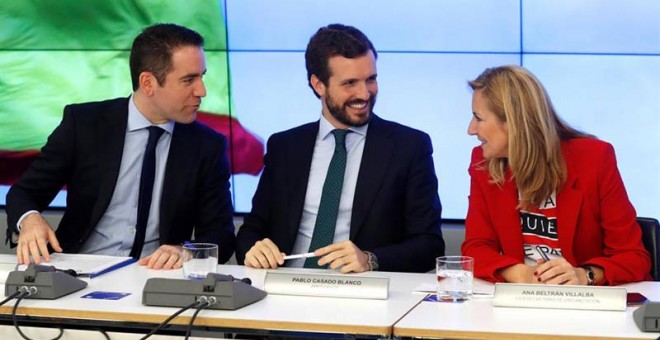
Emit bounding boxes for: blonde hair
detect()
[468,65,591,209]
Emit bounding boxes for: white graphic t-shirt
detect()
[520,191,562,266]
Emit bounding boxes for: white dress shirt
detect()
[287,114,368,267]
[79,96,174,257]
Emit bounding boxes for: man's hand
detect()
[138,245,183,270]
[244,238,284,268]
[17,213,62,264]
[315,240,370,273]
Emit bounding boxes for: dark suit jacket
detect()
[5,97,236,263]
[462,139,651,285]
[236,115,444,272]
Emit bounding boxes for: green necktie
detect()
[304,129,349,268]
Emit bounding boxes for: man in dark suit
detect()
[236,24,444,273]
[5,24,235,269]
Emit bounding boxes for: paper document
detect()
[18,253,135,278]
[413,282,495,298]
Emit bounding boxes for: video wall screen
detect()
[1,0,659,220]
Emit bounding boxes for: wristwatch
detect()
[580,265,596,285]
[364,251,379,271]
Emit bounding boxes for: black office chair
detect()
[637,217,660,281]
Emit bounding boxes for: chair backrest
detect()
[637,217,660,281]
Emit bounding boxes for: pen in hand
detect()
[283,252,318,260]
[536,245,551,262]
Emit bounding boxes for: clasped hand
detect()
[534,258,587,285]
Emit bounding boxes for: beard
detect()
[325,91,376,127]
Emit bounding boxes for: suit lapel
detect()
[286,123,318,240]
[557,167,582,264]
[490,175,525,258]
[90,98,128,228]
[350,115,393,238]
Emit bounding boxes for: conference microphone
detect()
[633,302,660,332]
[142,272,266,310]
[4,263,88,299]
[25,264,79,277]
[220,273,252,285]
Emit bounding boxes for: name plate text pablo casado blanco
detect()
[264,270,389,299]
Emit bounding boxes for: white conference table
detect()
[1,253,659,339]
[394,280,660,340]
[0,254,428,338]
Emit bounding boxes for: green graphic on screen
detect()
[0,0,264,185]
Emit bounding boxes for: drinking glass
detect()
[436,256,474,302]
[182,243,218,280]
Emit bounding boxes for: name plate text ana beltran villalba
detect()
[264,270,389,299]
[493,283,626,311]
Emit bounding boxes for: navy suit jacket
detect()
[236,115,444,272]
[5,97,236,263]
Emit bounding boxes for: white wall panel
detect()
[523,0,660,53]
[226,0,520,52]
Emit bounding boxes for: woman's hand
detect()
[534,258,587,285]
[497,263,537,283]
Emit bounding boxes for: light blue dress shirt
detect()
[287,114,368,267]
[79,96,174,258]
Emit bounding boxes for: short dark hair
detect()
[129,23,204,91]
[305,24,377,98]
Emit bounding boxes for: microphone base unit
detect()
[142,273,266,310]
[633,302,660,332]
[4,264,88,300]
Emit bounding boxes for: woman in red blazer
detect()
[461,65,651,285]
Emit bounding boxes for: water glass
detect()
[436,256,474,302]
[182,243,218,280]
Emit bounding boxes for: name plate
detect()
[264,270,389,300]
[493,283,626,311]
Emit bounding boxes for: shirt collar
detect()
[318,112,369,141]
[128,95,175,134]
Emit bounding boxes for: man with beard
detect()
[235,24,444,273]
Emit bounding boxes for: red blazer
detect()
[462,138,651,285]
